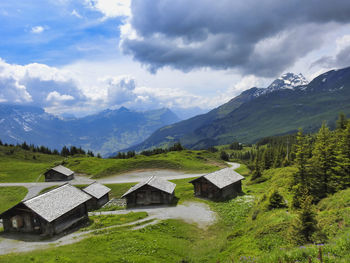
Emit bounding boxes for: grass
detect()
[0,186,28,213]
[82,212,148,231]
[63,150,226,179]
[0,145,63,182]
[0,147,224,183]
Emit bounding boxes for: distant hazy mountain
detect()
[129,67,350,151]
[0,105,179,156]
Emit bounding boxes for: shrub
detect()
[268,190,287,210]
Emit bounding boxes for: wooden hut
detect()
[82,182,111,211]
[122,176,176,207]
[44,165,74,182]
[189,168,244,201]
[0,184,91,236]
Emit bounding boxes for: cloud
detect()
[85,0,130,19]
[311,34,350,70]
[46,91,75,103]
[31,26,45,34]
[120,0,350,77]
[71,9,83,19]
[0,59,85,110]
[103,75,137,106]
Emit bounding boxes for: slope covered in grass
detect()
[1,164,350,262]
[0,145,63,182]
[0,187,28,214]
[64,150,226,178]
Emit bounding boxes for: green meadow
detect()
[0,145,64,182]
[0,186,28,213]
[1,164,350,262]
[63,150,226,179]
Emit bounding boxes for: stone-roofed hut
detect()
[0,184,91,236]
[44,165,74,182]
[82,182,111,211]
[122,176,176,207]
[189,168,244,201]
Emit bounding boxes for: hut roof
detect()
[190,168,244,189]
[83,182,111,199]
[48,165,74,176]
[122,176,176,198]
[22,184,91,222]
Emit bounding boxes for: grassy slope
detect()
[64,150,226,179]
[0,187,28,213]
[1,164,350,262]
[0,147,224,183]
[0,145,63,182]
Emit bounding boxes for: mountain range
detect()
[128,66,350,151]
[0,105,179,156]
[1,66,350,155]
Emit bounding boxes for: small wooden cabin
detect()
[190,168,244,201]
[122,176,176,207]
[0,184,91,236]
[82,182,111,211]
[44,165,74,182]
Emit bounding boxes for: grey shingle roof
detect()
[190,168,244,189]
[50,165,74,177]
[122,176,176,198]
[23,184,91,222]
[83,182,111,199]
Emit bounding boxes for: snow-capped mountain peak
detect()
[251,73,309,97]
[269,72,308,91]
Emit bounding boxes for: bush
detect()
[268,190,287,210]
[220,150,229,161]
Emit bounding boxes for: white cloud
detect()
[71,9,83,19]
[46,91,74,102]
[31,26,45,34]
[85,0,131,19]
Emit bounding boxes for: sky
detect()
[1,0,350,117]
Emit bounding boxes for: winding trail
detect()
[0,201,216,255]
[0,162,240,200]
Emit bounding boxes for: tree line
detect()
[112,142,184,159]
[0,140,100,158]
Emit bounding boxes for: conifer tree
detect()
[292,129,311,208]
[310,122,337,198]
[288,193,318,245]
[334,121,350,189]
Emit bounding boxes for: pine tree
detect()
[336,113,348,130]
[288,194,318,245]
[310,122,337,198]
[334,122,350,189]
[251,150,262,181]
[291,130,311,208]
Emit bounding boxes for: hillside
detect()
[130,67,350,150]
[0,144,225,182]
[0,106,179,156]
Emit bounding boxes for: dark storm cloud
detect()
[121,0,350,77]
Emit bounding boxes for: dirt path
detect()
[96,169,205,184]
[90,201,217,229]
[0,162,240,201]
[0,201,216,255]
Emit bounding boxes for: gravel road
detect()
[0,201,216,255]
[0,162,240,200]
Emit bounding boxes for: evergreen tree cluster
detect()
[292,113,350,206]
[138,142,185,157]
[0,139,98,158]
